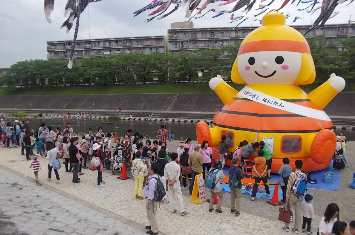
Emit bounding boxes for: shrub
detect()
[108,115,120,120]
[11,111,28,117]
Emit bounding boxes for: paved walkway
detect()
[0,147,294,235]
[0,167,145,235]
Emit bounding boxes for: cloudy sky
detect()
[0,0,354,68]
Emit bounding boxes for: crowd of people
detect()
[1,116,354,235]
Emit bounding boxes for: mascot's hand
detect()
[328,73,345,92]
[209,75,224,91]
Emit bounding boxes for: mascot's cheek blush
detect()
[245,66,251,70]
[281,65,289,70]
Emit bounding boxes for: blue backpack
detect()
[292,172,307,195]
[52,158,62,170]
[229,167,244,188]
[206,169,220,189]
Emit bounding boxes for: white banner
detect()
[238,86,331,122]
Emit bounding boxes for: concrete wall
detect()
[0,92,354,117]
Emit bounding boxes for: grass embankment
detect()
[0,83,245,95]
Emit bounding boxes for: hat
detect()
[336,136,342,141]
[92,143,101,151]
[340,136,346,142]
[32,155,38,160]
[194,144,201,151]
[179,143,184,147]
[232,157,239,164]
[14,120,19,123]
[85,135,90,140]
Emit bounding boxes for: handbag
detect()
[278,202,293,223]
[182,166,192,175]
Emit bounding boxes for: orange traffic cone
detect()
[114,132,117,143]
[213,194,218,204]
[268,183,282,206]
[118,161,130,180]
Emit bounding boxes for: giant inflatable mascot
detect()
[196,13,346,172]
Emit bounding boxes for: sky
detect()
[0,0,354,68]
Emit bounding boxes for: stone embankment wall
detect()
[0,92,354,121]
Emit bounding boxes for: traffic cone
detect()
[213,194,218,204]
[268,183,282,206]
[118,161,130,180]
[114,132,117,143]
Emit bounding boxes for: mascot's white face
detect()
[237,51,302,84]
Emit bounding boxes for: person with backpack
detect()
[44,141,60,184]
[143,163,161,235]
[251,150,270,201]
[164,152,187,216]
[282,160,307,234]
[228,157,244,216]
[206,159,225,213]
[157,150,169,204]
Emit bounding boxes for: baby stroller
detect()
[112,148,124,175]
[333,148,345,171]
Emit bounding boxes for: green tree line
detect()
[0,36,354,89]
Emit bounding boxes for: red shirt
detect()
[158,128,168,143]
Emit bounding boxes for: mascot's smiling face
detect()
[237,50,302,84]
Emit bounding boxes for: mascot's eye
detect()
[248,57,255,65]
[275,56,284,64]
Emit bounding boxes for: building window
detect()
[210,32,215,37]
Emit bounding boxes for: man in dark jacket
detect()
[228,157,244,216]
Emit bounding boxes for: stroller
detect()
[333,148,345,171]
[111,148,124,175]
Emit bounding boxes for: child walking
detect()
[301,194,315,235]
[30,155,41,185]
[34,138,43,156]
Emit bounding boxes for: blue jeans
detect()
[37,148,43,156]
[82,153,88,167]
[39,138,46,153]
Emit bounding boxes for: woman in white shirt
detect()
[319,203,339,235]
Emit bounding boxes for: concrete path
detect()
[0,167,145,235]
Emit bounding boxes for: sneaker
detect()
[162,200,169,204]
[251,197,255,201]
[180,211,187,216]
[302,229,306,233]
[47,178,51,181]
[79,173,84,175]
[209,208,213,212]
[215,209,223,213]
[266,194,270,197]
[145,226,151,230]
[292,228,299,234]
[282,225,290,232]
[231,209,236,213]
[172,210,177,214]
[235,211,240,216]
[307,232,313,235]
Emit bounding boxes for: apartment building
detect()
[47,22,354,60]
[167,22,354,51]
[47,36,166,60]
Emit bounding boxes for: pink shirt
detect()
[184,143,194,154]
[199,147,212,163]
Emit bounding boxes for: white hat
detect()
[92,143,101,151]
[14,120,19,123]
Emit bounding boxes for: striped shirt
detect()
[31,160,40,171]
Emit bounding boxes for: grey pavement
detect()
[0,167,145,235]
